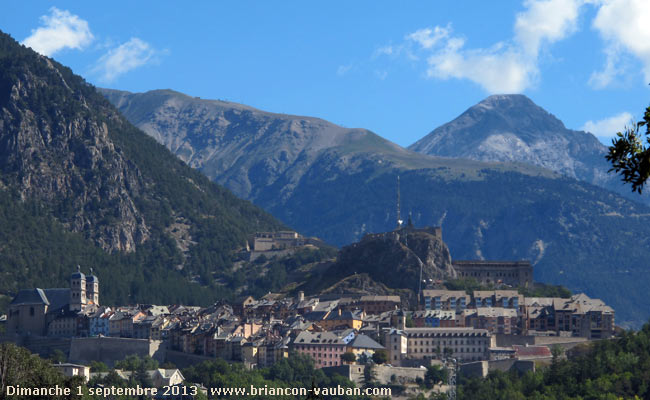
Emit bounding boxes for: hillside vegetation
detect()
[0,30,285,310]
[459,323,650,399]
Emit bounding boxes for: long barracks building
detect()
[452,260,533,287]
[384,327,493,364]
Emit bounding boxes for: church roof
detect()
[71,271,85,279]
[86,268,98,282]
[71,265,86,280]
[10,288,70,312]
[11,288,50,305]
[43,288,71,312]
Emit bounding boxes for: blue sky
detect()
[2,1,650,146]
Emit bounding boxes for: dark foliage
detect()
[182,354,366,399]
[0,343,84,399]
[458,322,650,399]
[607,101,650,193]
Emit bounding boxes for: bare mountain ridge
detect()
[100,88,418,203]
[101,88,650,327]
[409,94,647,204]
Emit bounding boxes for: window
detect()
[30,307,34,316]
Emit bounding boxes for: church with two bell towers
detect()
[6,266,100,337]
[70,266,99,312]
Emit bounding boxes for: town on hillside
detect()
[1,228,616,393]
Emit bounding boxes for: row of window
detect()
[409,339,486,346]
[408,347,484,354]
[302,351,340,359]
[294,345,344,351]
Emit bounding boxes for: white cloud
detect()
[591,0,650,86]
[407,26,451,49]
[22,7,93,56]
[426,38,537,93]
[94,38,157,82]
[514,0,583,56]
[397,0,585,93]
[588,44,624,88]
[581,111,633,141]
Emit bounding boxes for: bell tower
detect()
[86,267,99,306]
[70,265,87,312]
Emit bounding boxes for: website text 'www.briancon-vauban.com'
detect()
[5,384,392,398]
[210,384,392,397]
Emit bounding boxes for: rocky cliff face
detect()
[409,94,648,204]
[328,227,456,291]
[0,56,148,252]
[0,29,282,268]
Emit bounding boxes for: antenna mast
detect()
[396,175,403,228]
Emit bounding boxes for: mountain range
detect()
[101,87,650,327]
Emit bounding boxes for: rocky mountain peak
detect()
[327,226,456,292]
[479,93,538,108]
[406,94,643,202]
[456,94,567,136]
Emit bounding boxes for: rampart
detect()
[460,359,536,378]
[69,337,165,366]
[164,349,217,369]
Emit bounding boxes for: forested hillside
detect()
[0,30,285,310]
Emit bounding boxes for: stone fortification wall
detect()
[1,335,71,359]
[69,337,164,366]
[322,364,427,386]
[373,365,426,385]
[488,359,536,374]
[460,359,535,378]
[164,349,217,369]
[459,361,489,378]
